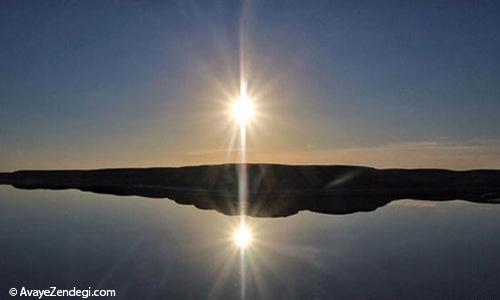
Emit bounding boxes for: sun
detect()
[234,224,253,248]
[231,93,254,124]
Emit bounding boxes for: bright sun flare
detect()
[231,94,254,124]
[234,224,253,248]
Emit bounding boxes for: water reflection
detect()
[1,186,500,299]
[1,164,500,299]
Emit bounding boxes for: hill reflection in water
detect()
[1,164,499,217]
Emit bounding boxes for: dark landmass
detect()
[0,164,499,217]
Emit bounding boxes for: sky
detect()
[1,0,500,170]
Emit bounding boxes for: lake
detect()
[1,186,499,299]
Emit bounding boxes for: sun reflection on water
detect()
[234,223,253,249]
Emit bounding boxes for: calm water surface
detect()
[1,186,499,299]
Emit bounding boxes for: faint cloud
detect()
[239,139,500,170]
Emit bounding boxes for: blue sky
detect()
[1,0,499,170]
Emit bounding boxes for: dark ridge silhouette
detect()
[0,164,499,217]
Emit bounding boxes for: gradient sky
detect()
[1,0,500,170]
